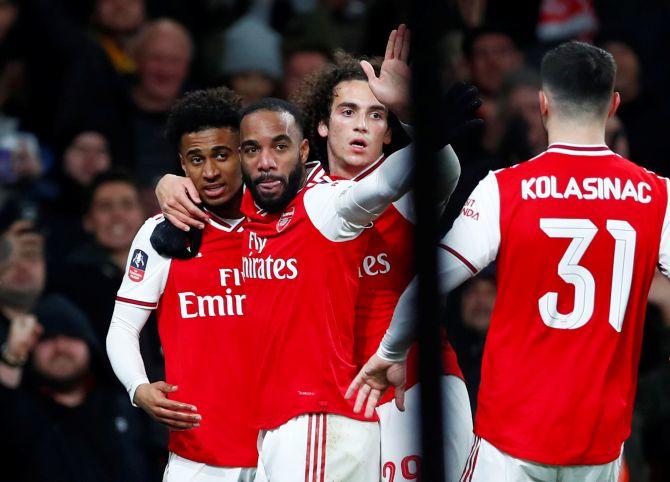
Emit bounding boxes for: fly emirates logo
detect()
[521,176,652,203]
[178,268,245,318]
[242,232,298,280]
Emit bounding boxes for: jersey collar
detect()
[546,143,614,156]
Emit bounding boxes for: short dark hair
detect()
[240,97,306,134]
[85,169,138,213]
[541,41,616,117]
[165,87,242,151]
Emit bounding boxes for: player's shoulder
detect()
[134,215,164,240]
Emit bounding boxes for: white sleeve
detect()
[392,144,461,222]
[106,303,152,405]
[442,170,501,272]
[376,172,501,361]
[659,178,670,278]
[305,144,414,240]
[116,217,172,308]
[109,217,171,404]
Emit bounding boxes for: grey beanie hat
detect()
[221,15,283,80]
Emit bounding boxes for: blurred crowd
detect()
[1,0,670,481]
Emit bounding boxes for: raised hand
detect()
[134,381,201,431]
[4,313,42,364]
[155,174,208,231]
[345,353,407,418]
[360,24,412,123]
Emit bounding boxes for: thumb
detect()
[155,381,178,393]
[394,385,406,412]
[360,60,378,84]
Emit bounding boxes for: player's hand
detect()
[4,313,42,363]
[437,81,484,147]
[345,353,407,418]
[361,24,411,123]
[155,175,208,231]
[134,381,201,431]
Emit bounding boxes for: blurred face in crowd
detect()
[319,80,391,178]
[33,335,90,389]
[230,72,276,107]
[606,115,630,157]
[64,131,112,187]
[460,277,496,334]
[95,0,145,36]
[85,181,144,252]
[602,41,640,104]
[469,33,522,96]
[0,230,45,311]
[283,51,330,99]
[240,110,309,212]
[179,128,243,211]
[135,21,192,106]
[0,0,18,43]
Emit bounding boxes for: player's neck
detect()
[547,119,606,147]
[207,189,243,220]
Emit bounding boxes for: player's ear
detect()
[317,121,329,139]
[608,92,621,119]
[538,90,549,118]
[299,138,309,164]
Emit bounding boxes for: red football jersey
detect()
[343,158,464,401]
[443,143,670,465]
[117,215,258,467]
[240,167,374,429]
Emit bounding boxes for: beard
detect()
[242,161,305,213]
[32,363,90,393]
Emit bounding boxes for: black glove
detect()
[434,81,484,148]
[150,219,202,259]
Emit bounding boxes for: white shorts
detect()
[254,413,380,482]
[376,375,474,482]
[163,452,256,482]
[460,437,623,482]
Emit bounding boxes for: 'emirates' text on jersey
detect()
[317,159,464,400]
[443,144,670,465]
[116,215,258,467]
[240,168,374,429]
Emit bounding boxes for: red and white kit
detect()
[440,144,670,480]
[108,214,258,480]
[347,153,473,482]
[244,143,418,482]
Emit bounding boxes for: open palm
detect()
[361,24,411,122]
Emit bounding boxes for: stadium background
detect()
[0,0,669,481]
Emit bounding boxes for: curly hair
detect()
[291,52,386,165]
[165,87,242,151]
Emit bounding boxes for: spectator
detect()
[129,18,193,188]
[447,271,496,411]
[92,0,146,75]
[462,26,523,100]
[45,130,113,270]
[282,43,333,100]
[53,171,144,346]
[599,37,669,175]
[0,295,159,482]
[218,15,282,105]
[494,68,547,164]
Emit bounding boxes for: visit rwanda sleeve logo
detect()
[128,249,148,282]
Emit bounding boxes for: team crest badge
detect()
[277,207,295,232]
[128,249,148,282]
